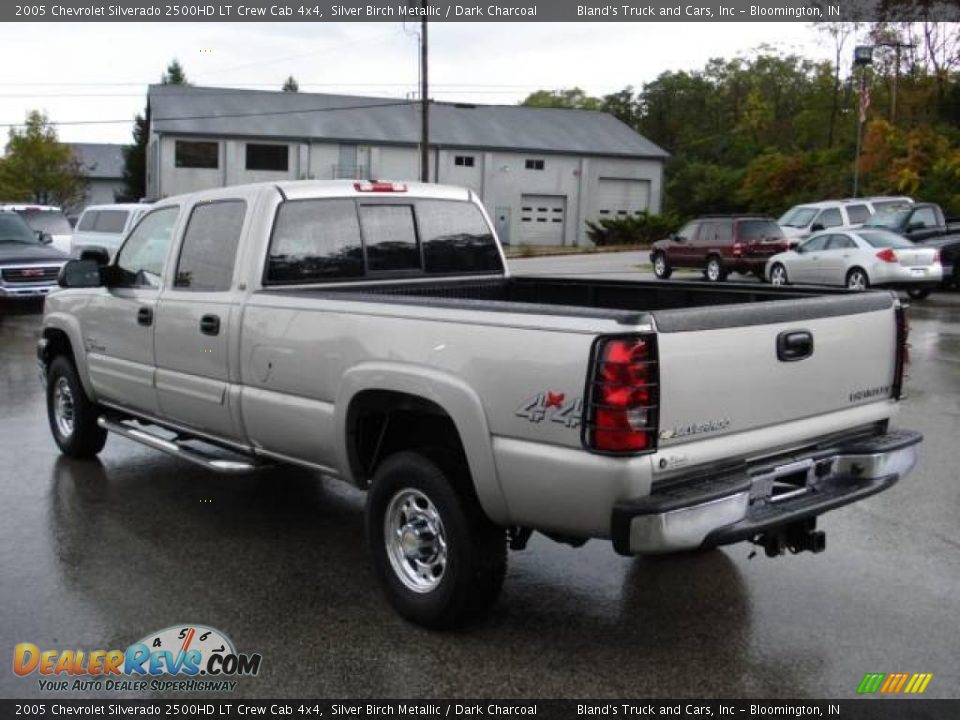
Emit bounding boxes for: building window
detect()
[525,159,545,171]
[246,143,289,172]
[174,140,219,169]
[454,155,475,167]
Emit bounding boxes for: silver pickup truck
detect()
[39,180,922,628]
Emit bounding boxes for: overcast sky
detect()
[0,22,835,145]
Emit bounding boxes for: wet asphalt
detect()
[1,264,959,700]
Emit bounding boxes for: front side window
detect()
[419,200,502,274]
[246,143,289,172]
[826,235,856,250]
[675,221,699,242]
[359,205,420,273]
[267,199,364,283]
[174,201,246,291]
[175,140,219,169]
[911,207,937,228]
[778,206,817,228]
[816,208,843,228]
[800,235,829,253]
[115,206,179,288]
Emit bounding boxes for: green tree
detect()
[282,75,299,92]
[0,111,86,207]
[122,59,189,201]
[521,87,602,110]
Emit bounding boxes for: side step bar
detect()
[97,416,265,475]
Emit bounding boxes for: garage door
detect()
[593,178,650,220]
[520,195,566,245]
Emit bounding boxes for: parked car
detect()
[650,215,788,281]
[919,235,960,290]
[0,211,69,299]
[778,197,913,240]
[71,203,151,260]
[41,180,922,628]
[766,229,941,298]
[860,202,960,243]
[0,204,73,254]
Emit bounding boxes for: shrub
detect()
[586,211,681,247]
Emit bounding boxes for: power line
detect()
[0,99,421,128]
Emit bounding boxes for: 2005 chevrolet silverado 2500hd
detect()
[39,180,922,628]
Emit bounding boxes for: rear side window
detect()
[94,210,129,233]
[846,205,870,224]
[359,205,420,273]
[77,211,98,231]
[739,220,783,241]
[174,201,246,291]
[419,200,502,274]
[267,199,364,283]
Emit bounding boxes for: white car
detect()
[71,203,151,259]
[0,204,73,254]
[766,229,942,299]
[778,197,913,240]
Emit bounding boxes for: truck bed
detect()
[262,276,894,331]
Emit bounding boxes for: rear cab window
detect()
[265,197,503,284]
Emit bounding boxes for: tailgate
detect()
[651,292,898,447]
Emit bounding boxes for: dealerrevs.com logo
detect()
[14,624,262,693]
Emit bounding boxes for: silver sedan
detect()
[766,229,942,298]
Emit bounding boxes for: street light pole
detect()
[420,6,429,183]
[875,41,915,125]
[852,46,874,198]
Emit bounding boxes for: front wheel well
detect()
[346,390,469,488]
[40,328,76,372]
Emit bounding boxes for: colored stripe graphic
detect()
[858,672,932,695]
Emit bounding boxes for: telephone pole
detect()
[420,6,430,183]
[876,41,915,125]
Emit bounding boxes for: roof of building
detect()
[147,85,669,160]
[69,143,125,179]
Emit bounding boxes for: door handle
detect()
[200,314,221,336]
[777,330,814,362]
[137,307,153,327]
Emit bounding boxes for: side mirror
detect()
[906,221,924,232]
[37,231,53,245]
[58,259,103,289]
[810,223,824,232]
[79,247,110,266]
[788,239,801,250]
[673,234,686,243]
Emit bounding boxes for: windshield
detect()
[864,209,910,229]
[17,209,73,236]
[778,207,818,228]
[0,213,39,244]
[858,231,915,249]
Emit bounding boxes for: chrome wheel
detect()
[53,377,76,439]
[770,264,788,286]
[384,488,447,593]
[847,270,868,290]
[654,254,666,277]
[706,259,721,281]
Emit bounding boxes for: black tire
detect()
[846,267,870,291]
[652,252,672,279]
[46,356,107,458]
[769,263,789,286]
[365,450,506,629]
[906,288,932,300]
[704,256,727,282]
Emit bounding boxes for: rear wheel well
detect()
[346,390,469,488]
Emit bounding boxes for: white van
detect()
[70,203,151,258]
[778,197,913,239]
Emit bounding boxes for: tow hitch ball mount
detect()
[753,518,826,558]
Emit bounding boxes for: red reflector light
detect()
[732,242,744,256]
[354,181,407,193]
[586,336,658,454]
[876,248,898,263]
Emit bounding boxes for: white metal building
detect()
[146,85,668,246]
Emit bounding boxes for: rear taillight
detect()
[934,249,941,264]
[876,248,898,263]
[584,335,659,454]
[893,305,909,399]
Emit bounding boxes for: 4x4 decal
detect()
[515,392,583,429]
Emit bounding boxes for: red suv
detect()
[650,215,788,281]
